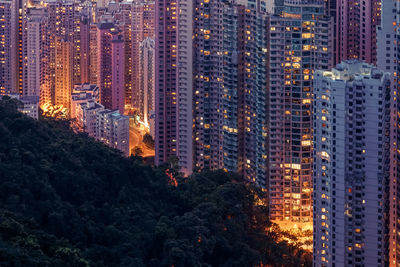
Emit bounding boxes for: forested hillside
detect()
[0,98,311,266]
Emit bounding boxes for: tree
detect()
[0,98,312,266]
[142,133,155,149]
[132,146,143,157]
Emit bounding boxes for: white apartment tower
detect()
[139,37,155,127]
[96,110,130,156]
[377,0,400,265]
[24,7,51,105]
[313,61,391,267]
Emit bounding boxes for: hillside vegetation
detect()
[0,98,311,266]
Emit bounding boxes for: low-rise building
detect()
[73,91,130,156]
[96,109,130,156]
[71,84,100,118]
[76,100,105,137]
[8,94,40,119]
[19,96,40,120]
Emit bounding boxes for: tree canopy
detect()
[0,98,311,266]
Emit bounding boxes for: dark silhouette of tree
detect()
[143,133,155,149]
[0,98,311,266]
[132,146,143,157]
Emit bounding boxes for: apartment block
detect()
[139,37,155,127]
[96,109,130,156]
[377,0,400,265]
[0,0,12,96]
[313,61,391,266]
[266,0,333,226]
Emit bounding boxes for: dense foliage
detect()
[143,133,155,149]
[0,98,311,266]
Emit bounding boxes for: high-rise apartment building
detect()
[111,30,125,114]
[266,0,333,226]
[237,3,268,186]
[45,0,76,105]
[89,24,98,85]
[335,0,381,65]
[192,0,239,173]
[74,12,91,85]
[0,0,12,96]
[156,0,269,177]
[139,37,155,127]
[10,0,24,95]
[97,22,125,112]
[45,0,58,104]
[55,0,75,39]
[155,0,193,174]
[313,61,391,267]
[55,38,73,109]
[120,2,133,108]
[131,0,154,110]
[24,7,50,105]
[377,0,400,265]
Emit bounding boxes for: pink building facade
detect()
[79,15,90,84]
[97,22,114,110]
[131,1,155,110]
[155,0,193,175]
[97,22,125,113]
[336,0,381,64]
[111,32,125,114]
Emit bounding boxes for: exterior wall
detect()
[139,37,155,126]
[111,113,130,156]
[55,38,73,110]
[0,0,12,96]
[155,0,271,177]
[131,1,155,109]
[71,84,99,119]
[97,22,113,109]
[377,0,400,265]
[78,100,104,137]
[313,61,390,266]
[89,24,98,85]
[266,0,333,225]
[155,0,194,175]
[19,96,40,119]
[175,0,193,175]
[78,15,90,84]
[121,3,132,108]
[237,4,268,187]
[45,1,57,104]
[111,33,125,114]
[46,0,77,105]
[155,0,180,167]
[192,0,238,172]
[11,0,23,96]
[336,0,381,65]
[76,99,129,156]
[96,110,130,156]
[73,10,91,87]
[24,8,51,106]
